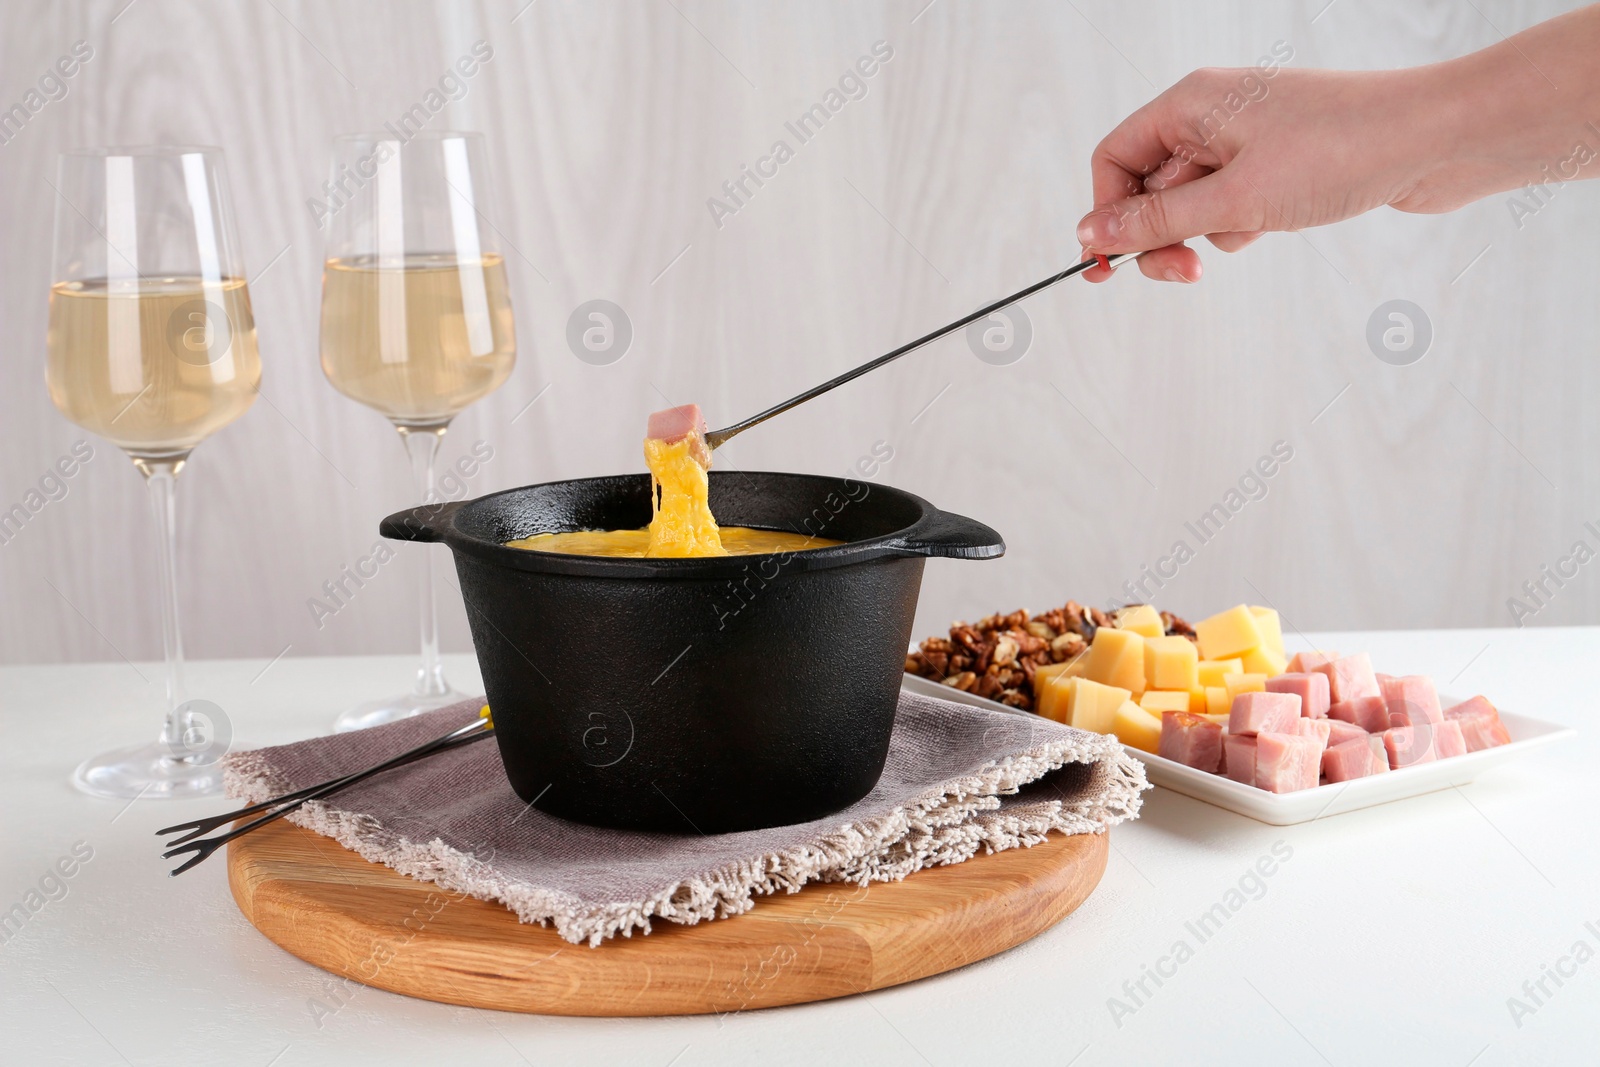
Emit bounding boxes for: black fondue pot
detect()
[381,472,1002,833]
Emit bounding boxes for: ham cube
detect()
[1314,652,1380,703]
[1158,711,1223,773]
[1434,719,1467,759]
[1452,710,1512,752]
[1456,715,1508,751]
[1383,724,1438,769]
[646,404,706,442]
[1229,691,1301,736]
[1323,738,1379,782]
[646,405,711,467]
[1265,671,1331,719]
[1329,695,1390,734]
[1444,696,1512,751]
[1367,736,1391,774]
[1223,734,1258,784]
[1387,707,1426,729]
[1326,719,1369,747]
[1291,717,1332,751]
[1381,675,1442,727]
[1287,650,1338,674]
[1255,732,1322,793]
[1444,694,1499,721]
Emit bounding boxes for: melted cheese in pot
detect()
[507,526,840,557]
[505,426,842,558]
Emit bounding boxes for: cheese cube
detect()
[1241,644,1288,678]
[1113,604,1165,638]
[1187,686,1208,714]
[1145,635,1199,690]
[1249,606,1285,657]
[1197,659,1244,688]
[1032,656,1087,698]
[1193,604,1264,660]
[1112,701,1162,753]
[1035,672,1080,723]
[1204,686,1232,717]
[1082,627,1146,696]
[1199,712,1230,727]
[1065,677,1132,734]
[1139,690,1191,714]
[1224,673,1268,700]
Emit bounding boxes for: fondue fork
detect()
[157,713,493,875]
[702,253,1137,451]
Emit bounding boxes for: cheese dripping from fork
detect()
[642,404,726,557]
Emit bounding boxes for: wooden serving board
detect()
[229,821,1107,1016]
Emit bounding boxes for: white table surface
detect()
[3,628,1596,1067]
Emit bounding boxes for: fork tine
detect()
[167,845,213,877]
[158,816,234,845]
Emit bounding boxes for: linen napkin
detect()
[223,690,1147,946]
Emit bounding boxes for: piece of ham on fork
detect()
[646,404,712,468]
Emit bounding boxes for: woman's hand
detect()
[1078,4,1600,283]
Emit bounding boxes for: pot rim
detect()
[380,470,1004,579]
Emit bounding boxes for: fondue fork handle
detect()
[702,253,1138,451]
[161,724,495,876]
[156,716,491,850]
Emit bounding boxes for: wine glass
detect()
[47,146,260,798]
[318,131,515,732]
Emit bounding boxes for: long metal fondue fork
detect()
[702,253,1138,451]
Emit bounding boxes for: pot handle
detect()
[884,509,1005,560]
[379,500,468,544]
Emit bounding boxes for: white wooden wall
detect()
[2,0,1596,669]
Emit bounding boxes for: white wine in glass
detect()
[48,276,259,452]
[46,146,260,798]
[320,251,514,423]
[319,132,515,732]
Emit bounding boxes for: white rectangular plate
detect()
[901,672,1575,825]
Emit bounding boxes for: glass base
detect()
[71,740,227,800]
[333,686,467,733]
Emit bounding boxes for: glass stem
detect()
[138,458,193,760]
[400,426,451,698]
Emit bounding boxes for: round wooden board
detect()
[228,821,1107,1016]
